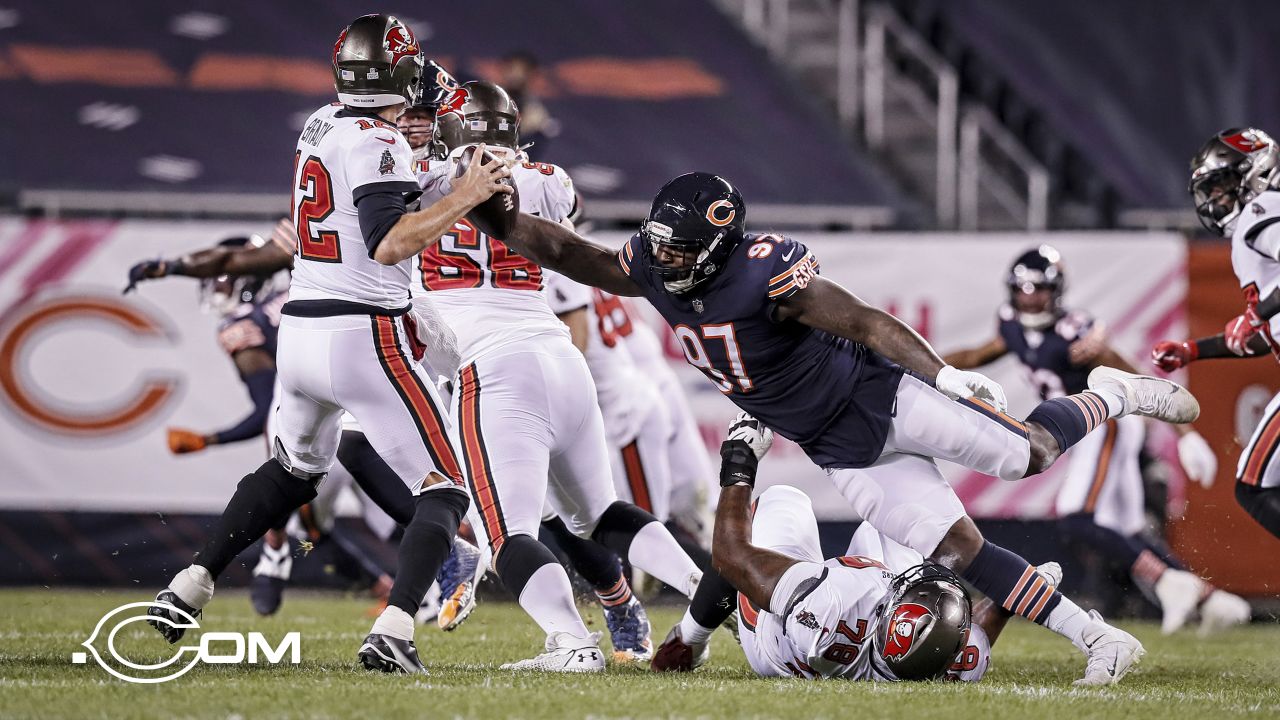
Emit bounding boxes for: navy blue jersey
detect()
[217,289,287,360]
[618,232,902,468]
[996,305,1103,399]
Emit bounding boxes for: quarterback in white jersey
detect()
[1156,126,1280,542]
[146,14,511,677]
[414,80,702,672]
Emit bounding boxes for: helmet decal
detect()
[1223,129,1269,154]
[883,603,933,660]
[384,24,419,68]
[332,27,349,69]
[438,87,471,120]
[705,200,737,227]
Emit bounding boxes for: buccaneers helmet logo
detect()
[384,25,420,68]
[437,87,471,119]
[705,199,736,227]
[1223,130,1268,154]
[332,27,349,68]
[883,603,933,660]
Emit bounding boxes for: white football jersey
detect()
[1231,190,1280,354]
[413,154,577,364]
[543,270,658,443]
[288,103,419,309]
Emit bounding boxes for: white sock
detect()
[371,605,415,641]
[678,608,716,645]
[170,565,215,610]
[628,522,702,598]
[1089,387,1125,417]
[1044,595,1092,652]
[517,563,591,639]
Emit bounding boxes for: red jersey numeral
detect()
[592,291,635,348]
[420,219,541,291]
[294,153,341,263]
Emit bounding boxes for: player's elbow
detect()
[372,239,402,266]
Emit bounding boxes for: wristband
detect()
[719,440,759,488]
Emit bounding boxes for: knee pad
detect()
[271,437,328,487]
[409,487,469,544]
[256,458,321,505]
[590,501,658,556]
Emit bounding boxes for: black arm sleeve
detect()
[356,189,409,259]
[211,368,276,444]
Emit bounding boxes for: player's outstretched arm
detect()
[1153,332,1271,370]
[506,213,642,297]
[712,414,798,612]
[123,238,293,292]
[370,143,512,266]
[942,336,1008,370]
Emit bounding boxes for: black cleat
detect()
[249,575,286,616]
[358,633,427,674]
[147,590,202,644]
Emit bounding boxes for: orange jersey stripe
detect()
[1084,420,1119,512]
[372,317,463,483]
[967,397,1029,433]
[621,440,652,512]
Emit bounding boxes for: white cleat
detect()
[1154,569,1203,635]
[1087,366,1200,423]
[1075,610,1145,686]
[1198,589,1251,636]
[500,631,605,673]
[1036,561,1063,588]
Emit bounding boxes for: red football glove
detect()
[1152,340,1197,371]
[167,427,208,454]
[1224,306,1265,356]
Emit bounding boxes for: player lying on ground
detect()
[1154,127,1280,542]
[945,245,1249,634]
[692,413,1064,681]
[500,171,1204,684]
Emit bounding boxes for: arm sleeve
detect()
[356,190,407,258]
[211,367,276,444]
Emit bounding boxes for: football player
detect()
[689,413,1060,681]
[943,246,1249,634]
[501,172,1204,685]
[1154,127,1280,542]
[145,14,511,675]
[416,81,702,671]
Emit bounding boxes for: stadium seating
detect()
[0,0,907,217]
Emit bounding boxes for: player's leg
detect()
[453,356,603,671]
[148,319,337,642]
[664,389,717,547]
[545,352,701,600]
[830,450,1143,685]
[338,315,469,673]
[1235,390,1280,540]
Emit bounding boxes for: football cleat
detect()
[1154,568,1203,635]
[1087,366,1200,424]
[436,539,481,631]
[501,631,605,672]
[603,596,653,663]
[249,540,292,616]
[358,633,427,674]
[649,623,710,672]
[146,590,202,644]
[1198,589,1251,636]
[1074,610,1145,686]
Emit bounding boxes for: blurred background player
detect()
[419,80,701,670]
[1155,127,1280,542]
[945,245,1250,634]
[688,412,1065,682]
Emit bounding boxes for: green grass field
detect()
[1,588,1277,720]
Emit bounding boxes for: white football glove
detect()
[1177,430,1218,489]
[935,365,1009,413]
[725,412,773,460]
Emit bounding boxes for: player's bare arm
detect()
[942,336,1009,370]
[124,236,293,292]
[556,308,590,353]
[711,415,798,612]
[372,145,511,265]
[506,213,642,296]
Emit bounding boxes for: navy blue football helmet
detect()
[640,172,746,294]
[1006,245,1065,329]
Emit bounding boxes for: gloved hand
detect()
[1152,340,1197,371]
[123,258,181,294]
[1224,308,1265,356]
[1177,430,1218,489]
[935,365,1009,412]
[720,412,773,487]
[167,427,208,454]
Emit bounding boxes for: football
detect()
[455,145,519,239]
